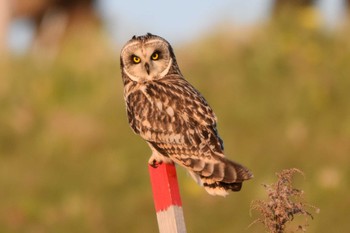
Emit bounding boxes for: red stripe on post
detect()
[149,162,182,212]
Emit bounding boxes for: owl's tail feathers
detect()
[186,156,253,197]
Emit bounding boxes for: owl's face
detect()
[120,34,174,82]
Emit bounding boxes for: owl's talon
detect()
[149,159,163,168]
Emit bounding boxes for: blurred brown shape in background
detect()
[273,0,316,15]
[272,0,321,31]
[0,0,104,59]
[0,0,11,54]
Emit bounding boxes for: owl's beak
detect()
[144,63,150,75]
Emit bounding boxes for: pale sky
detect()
[8,0,346,53]
[96,0,273,44]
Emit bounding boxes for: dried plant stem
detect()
[250,168,319,233]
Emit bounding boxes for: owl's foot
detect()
[148,153,172,168]
[149,159,162,168]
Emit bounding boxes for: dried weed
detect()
[250,168,319,233]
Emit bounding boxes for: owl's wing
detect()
[125,76,252,195]
[125,76,224,157]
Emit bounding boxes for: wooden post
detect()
[148,162,187,233]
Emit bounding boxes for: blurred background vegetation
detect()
[0,1,350,232]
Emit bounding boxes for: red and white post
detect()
[148,162,187,233]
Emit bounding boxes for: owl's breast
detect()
[125,80,223,152]
[125,83,185,140]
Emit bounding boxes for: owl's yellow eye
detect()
[132,55,141,64]
[151,52,159,60]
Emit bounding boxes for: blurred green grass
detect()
[1,17,350,232]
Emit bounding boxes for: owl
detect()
[120,33,253,196]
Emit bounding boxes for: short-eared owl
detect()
[120,33,252,196]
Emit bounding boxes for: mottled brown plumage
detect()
[120,33,252,196]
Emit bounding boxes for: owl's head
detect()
[120,33,179,82]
